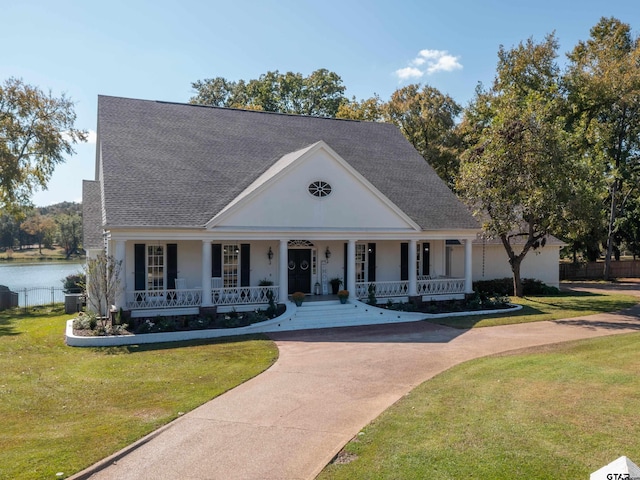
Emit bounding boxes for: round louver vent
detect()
[308,181,332,197]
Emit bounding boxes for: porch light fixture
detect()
[267,246,273,264]
[325,246,331,260]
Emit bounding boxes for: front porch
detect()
[109,237,474,318]
[123,277,467,317]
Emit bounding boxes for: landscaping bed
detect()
[72,305,286,337]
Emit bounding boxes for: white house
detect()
[83,96,560,319]
[450,237,564,289]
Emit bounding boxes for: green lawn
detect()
[2,291,637,479]
[319,332,640,479]
[0,306,278,480]
[433,291,639,328]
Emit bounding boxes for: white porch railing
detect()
[212,286,279,306]
[417,277,465,295]
[126,286,279,310]
[126,289,203,310]
[356,277,465,299]
[356,280,408,299]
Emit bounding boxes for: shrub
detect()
[266,290,277,318]
[473,278,559,297]
[367,284,377,305]
[73,312,96,330]
[62,273,86,293]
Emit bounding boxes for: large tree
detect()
[190,69,347,117]
[458,34,581,297]
[0,78,87,211]
[336,95,385,122]
[56,213,82,258]
[564,17,640,278]
[385,84,462,188]
[20,212,56,254]
[336,86,462,187]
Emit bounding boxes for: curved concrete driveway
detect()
[75,282,640,480]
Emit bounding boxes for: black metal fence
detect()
[15,287,66,309]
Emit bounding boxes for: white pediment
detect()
[207,141,419,231]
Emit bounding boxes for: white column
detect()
[279,239,288,302]
[347,239,356,299]
[408,239,417,296]
[114,240,126,310]
[201,240,212,306]
[464,238,473,293]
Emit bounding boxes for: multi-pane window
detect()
[223,244,239,288]
[355,243,367,282]
[147,245,164,291]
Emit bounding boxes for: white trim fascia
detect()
[105,228,479,242]
[205,141,422,231]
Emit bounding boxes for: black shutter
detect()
[422,242,430,276]
[240,244,250,287]
[134,244,146,291]
[343,243,348,287]
[367,243,376,282]
[167,243,177,289]
[400,242,409,281]
[212,244,222,278]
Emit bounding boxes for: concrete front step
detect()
[280,300,427,330]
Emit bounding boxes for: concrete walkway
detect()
[73,281,640,480]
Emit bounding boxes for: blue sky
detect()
[2,0,637,206]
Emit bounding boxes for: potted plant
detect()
[329,277,343,295]
[337,290,349,304]
[292,291,305,306]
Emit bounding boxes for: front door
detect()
[288,249,311,294]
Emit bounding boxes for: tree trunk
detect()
[604,179,618,280]
[511,258,524,297]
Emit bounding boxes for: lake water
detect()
[0,262,85,306]
[0,261,84,290]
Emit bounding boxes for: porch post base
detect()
[408,295,423,309]
[199,306,218,317]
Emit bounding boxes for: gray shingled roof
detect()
[82,180,103,249]
[94,95,478,231]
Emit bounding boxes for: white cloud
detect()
[395,67,424,80]
[396,49,462,80]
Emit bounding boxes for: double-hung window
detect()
[222,244,239,288]
[147,245,164,291]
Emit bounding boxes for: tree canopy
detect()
[188,18,640,274]
[190,69,347,117]
[564,17,640,277]
[457,34,582,296]
[0,78,87,212]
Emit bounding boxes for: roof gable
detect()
[209,141,420,231]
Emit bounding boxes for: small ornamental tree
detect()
[84,252,122,319]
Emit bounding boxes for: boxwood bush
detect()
[473,277,560,296]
